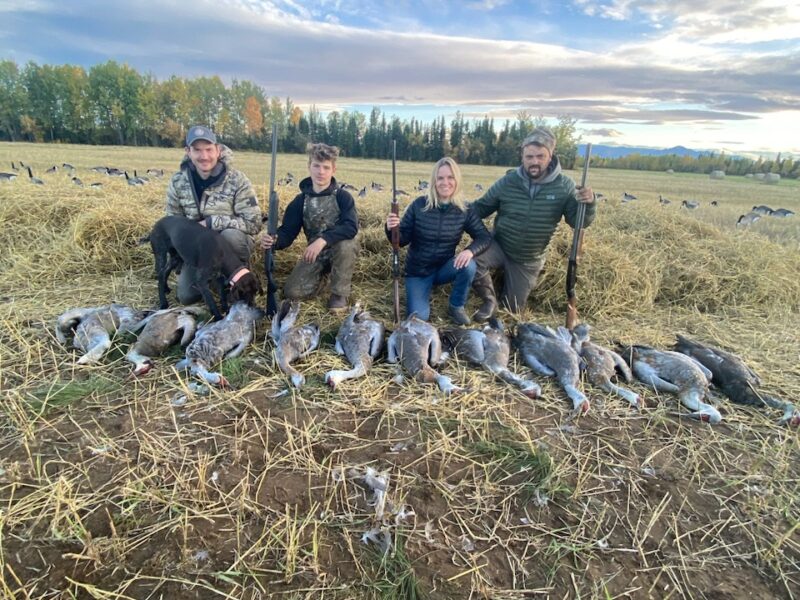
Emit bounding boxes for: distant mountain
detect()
[579,144,705,159]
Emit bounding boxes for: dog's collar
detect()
[229,268,250,287]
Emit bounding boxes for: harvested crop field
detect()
[0,142,799,599]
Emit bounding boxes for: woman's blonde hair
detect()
[425,156,465,211]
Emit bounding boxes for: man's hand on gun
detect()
[576,186,594,204]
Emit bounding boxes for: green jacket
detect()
[166,145,262,235]
[472,157,596,264]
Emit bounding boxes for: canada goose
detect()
[771,208,795,218]
[56,304,149,365]
[177,302,264,387]
[62,162,75,171]
[387,314,459,394]
[90,166,108,174]
[146,168,164,177]
[371,181,385,191]
[658,194,671,205]
[10,161,19,171]
[673,335,799,426]
[71,176,84,187]
[126,306,204,376]
[751,205,774,215]
[710,200,719,207]
[681,200,700,209]
[474,184,484,192]
[286,171,295,179]
[133,170,150,183]
[45,165,58,174]
[736,212,761,227]
[621,192,637,202]
[26,167,44,185]
[358,187,367,198]
[617,343,721,423]
[125,171,145,186]
[416,179,429,190]
[0,172,16,181]
[441,318,540,398]
[569,324,640,409]
[514,323,588,415]
[340,182,358,192]
[106,168,125,177]
[595,192,606,201]
[271,300,320,388]
[325,303,385,388]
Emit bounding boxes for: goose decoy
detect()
[358,187,367,198]
[56,304,149,365]
[681,200,700,209]
[387,314,459,394]
[621,192,637,202]
[595,192,606,201]
[0,172,16,181]
[126,306,204,376]
[90,166,108,174]
[569,324,640,409]
[286,172,295,179]
[62,162,75,171]
[106,167,125,177]
[340,182,358,192]
[441,318,540,398]
[617,343,721,423]
[89,182,104,189]
[177,302,264,387]
[736,212,761,227]
[10,161,19,171]
[271,300,320,388]
[514,323,588,415]
[395,189,409,197]
[474,183,484,192]
[133,169,149,183]
[325,303,385,388]
[751,205,774,215]
[71,176,84,187]
[371,181,385,191]
[125,171,145,186]
[26,167,44,185]
[45,165,58,174]
[710,200,719,207]
[416,179,429,190]
[146,168,164,177]
[658,194,671,205]
[771,208,795,218]
[673,335,799,426]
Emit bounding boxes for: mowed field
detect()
[0,141,799,599]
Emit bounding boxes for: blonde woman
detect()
[385,157,490,325]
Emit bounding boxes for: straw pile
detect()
[0,144,798,599]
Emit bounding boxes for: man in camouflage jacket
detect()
[166,125,262,304]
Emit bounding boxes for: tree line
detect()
[1,59,795,177]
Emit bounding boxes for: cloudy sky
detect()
[2,0,799,154]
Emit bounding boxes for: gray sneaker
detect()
[448,304,471,326]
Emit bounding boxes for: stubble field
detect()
[0,141,798,599]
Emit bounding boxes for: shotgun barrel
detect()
[566,143,592,330]
[264,124,280,317]
[391,140,401,324]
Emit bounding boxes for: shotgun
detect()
[390,140,401,324]
[565,143,592,330]
[264,124,279,317]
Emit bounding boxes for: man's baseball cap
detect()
[521,127,556,153]
[186,125,217,146]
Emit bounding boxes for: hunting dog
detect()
[148,216,261,321]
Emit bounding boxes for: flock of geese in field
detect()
[0,161,165,187]
[56,300,799,428]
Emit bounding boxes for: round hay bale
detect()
[744,173,753,178]
[764,173,781,185]
[666,169,675,174]
[709,170,725,180]
[754,173,766,180]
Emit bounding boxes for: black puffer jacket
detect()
[385,196,491,277]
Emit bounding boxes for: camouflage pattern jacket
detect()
[166,145,262,235]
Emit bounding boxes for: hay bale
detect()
[744,174,753,179]
[709,170,725,180]
[754,173,766,180]
[764,173,781,185]
[666,169,675,174]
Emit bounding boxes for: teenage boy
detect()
[259,143,358,312]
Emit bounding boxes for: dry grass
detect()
[0,142,798,599]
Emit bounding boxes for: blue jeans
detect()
[406,259,477,321]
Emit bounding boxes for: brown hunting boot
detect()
[327,293,348,312]
[448,304,471,326]
[471,274,498,322]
